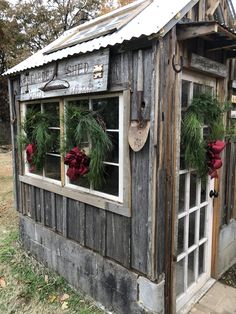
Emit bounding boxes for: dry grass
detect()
[0,149,104,314]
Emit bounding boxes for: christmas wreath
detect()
[19,108,54,171]
[182,93,230,179]
[64,106,112,188]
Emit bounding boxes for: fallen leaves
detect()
[60,293,70,302]
[0,277,7,288]
[61,301,69,310]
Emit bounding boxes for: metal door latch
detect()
[209,190,219,198]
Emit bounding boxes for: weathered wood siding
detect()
[15,44,161,278]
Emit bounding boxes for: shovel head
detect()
[128,120,150,152]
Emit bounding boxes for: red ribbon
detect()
[207,140,226,179]
[26,143,36,172]
[64,147,89,181]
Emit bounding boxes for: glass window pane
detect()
[189,212,196,247]
[179,174,186,213]
[182,80,190,108]
[48,129,60,154]
[188,251,195,287]
[105,132,119,163]
[95,165,119,196]
[199,206,206,239]
[193,83,203,97]
[176,259,185,297]
[67,99,89,109]
[201,179,207,203]
[45,155,61,180]
[199,244,205,276]
[92,97,119,130]
[43,102,60,127]
[178,217,185,255]
[190,172,197,208]
[69,174,90,189]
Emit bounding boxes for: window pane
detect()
[105,132,119,163]
[92,97,119,129]
[199,206,206,239]
[190,172,197,208]
[178,217,185,255]
[96,165,119,196]
[69,174,90,189]
[182,80,190,108]
[43,102,60,127]
[193,83,203,97]
[48,129,60,154]
[199,244,205,275]
[176,259,185,297]
[179,174,186,213]
[201,179,207,203]
[188,251,195,287]
[45,155,61,180]
[188,212,195,247]
[67,99,89,109]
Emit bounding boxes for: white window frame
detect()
[20,91,131,216]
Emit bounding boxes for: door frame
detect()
[173,70,220,313]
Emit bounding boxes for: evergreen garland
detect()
[64,106,112,189]
[19,108,54,171]
[182,92,230,177]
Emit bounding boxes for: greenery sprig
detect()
[182,92,231,177]
[19,109,54,171]
[65,106,112,189]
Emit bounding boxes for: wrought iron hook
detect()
[172,55,183,73]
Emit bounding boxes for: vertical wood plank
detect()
[67,198,85,245]
[29,185,36,220]
[85,205,106,255]
[40,189,45,225]
[51,193,56,231]
[44,190,52,228]
[55,194,63,234]
[35,187,41,223]
[106,212,131,268]
[62,196,67,237]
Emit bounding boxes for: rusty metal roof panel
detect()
[4,0,198,76]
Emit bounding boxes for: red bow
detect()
[26,143,36,172]
[64,147,89,181]
[207,140,226,179]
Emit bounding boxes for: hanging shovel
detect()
[128,50,150,152]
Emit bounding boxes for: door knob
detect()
[209,190,219,198]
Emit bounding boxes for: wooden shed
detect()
[5,0,236,313]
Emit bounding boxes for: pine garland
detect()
[65,106,112,188]
[182,92,230,177]
[19,108,54,171]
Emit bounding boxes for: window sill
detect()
[19,175,131,217]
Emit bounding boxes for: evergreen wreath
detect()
[19,108,55,171]
[64,105,112,189]
[182,92,230,178]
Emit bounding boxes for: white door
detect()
[176,72,216,313]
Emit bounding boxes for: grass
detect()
[0,228,104,314]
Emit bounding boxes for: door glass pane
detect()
[45,155,61,180]
[199,244,205,275]
[199,206,206,239]
[179,174,186,213]
[190,172,197,208]
[201,179,207,203]
[178,217,185,255]
[188,212,196,247]
[188,251,195,287]
[176,259,185,297]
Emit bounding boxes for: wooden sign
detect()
[231,111,236,118]
[190,53,227,78]
[231,95,236,103]
[20,49,109,101]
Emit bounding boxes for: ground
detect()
[0,147,104,314]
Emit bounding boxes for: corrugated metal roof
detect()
[4,0,198,76]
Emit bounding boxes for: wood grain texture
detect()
[85,205,106,255]
[55,194,63,234]
[35,188,41,223]
[67,199,85,245]
[106,212,131,268]
[44,191,52,228]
